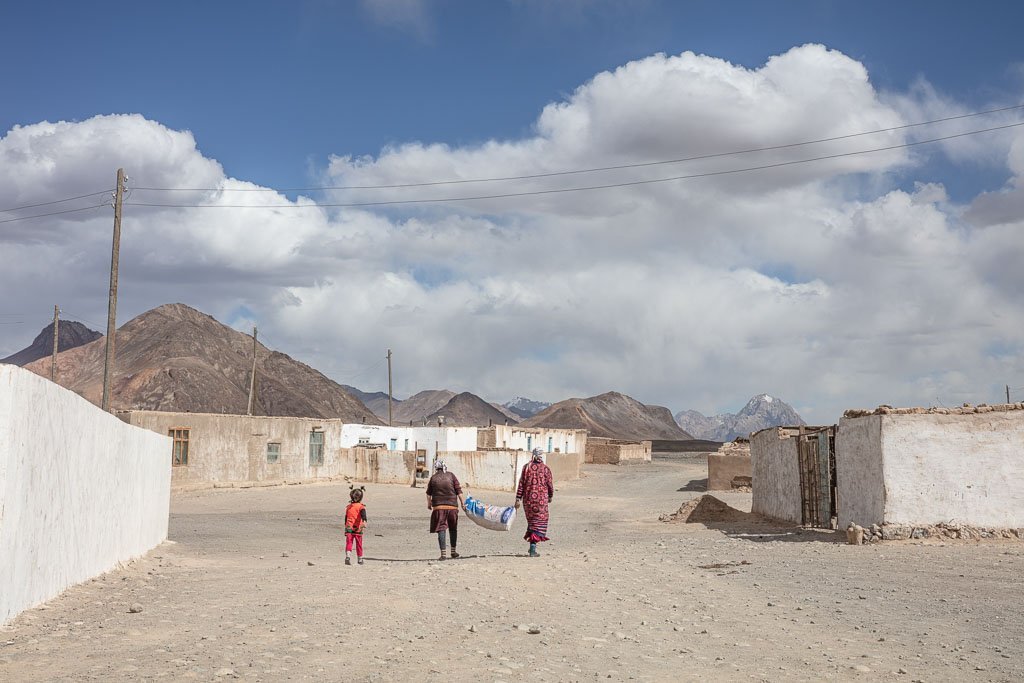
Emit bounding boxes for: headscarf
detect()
[531,447,545,463]
[433,459,447,472]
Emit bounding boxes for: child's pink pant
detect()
[345,532,363,557]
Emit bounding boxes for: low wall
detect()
[837,410,1024,528]
[586,438,651,464]
[707,454,752,490]
[750,428,802,524]
[0,366,171,625]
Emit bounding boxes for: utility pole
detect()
[1008,384,1012,404]
[387,348,393,426]
[247,326,258,415]
[50,305,60,382]
[101,168,126,412]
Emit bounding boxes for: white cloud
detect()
[1,45,1021,422]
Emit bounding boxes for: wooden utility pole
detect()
[50,305,60,382]
[247,326,258,415]
[101,168,126,412]
[1008,384,1012,404]
[387,348,393,426]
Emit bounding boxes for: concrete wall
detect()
[750,428,803,524]
[707,454,752,490]
[1,366,171,625]
[837,411,1024,528]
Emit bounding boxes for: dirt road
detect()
[2,457,1022,681]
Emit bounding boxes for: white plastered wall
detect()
[838,412,1024,528]
[750,428,802,524]
[0,366,171,625]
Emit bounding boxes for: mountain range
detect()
[522,391,692,440]
[675,394,805,441]
[23,303,381,422]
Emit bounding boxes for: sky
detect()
[1,0,1023,422]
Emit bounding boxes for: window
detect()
[526,435,532,451]
[169,428,190,466]
[389,438,398,451]
[267,442,281,464]
[309,430,324,466]
[547,436,553,453]
[404,438,409,451]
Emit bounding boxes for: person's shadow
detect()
[362,553,525,562]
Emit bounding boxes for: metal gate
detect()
[796,427,836,528]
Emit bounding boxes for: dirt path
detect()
[2,457,1022,681]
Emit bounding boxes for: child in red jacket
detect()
[344,487,367,565]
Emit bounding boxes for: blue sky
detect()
[3,1,1022,194]
[2,1,1023,421]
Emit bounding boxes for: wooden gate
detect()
[796,427,836,528]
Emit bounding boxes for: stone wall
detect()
[1,366,171,625]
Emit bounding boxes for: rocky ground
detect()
[2,456,1022,682]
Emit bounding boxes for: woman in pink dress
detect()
[515,448,554,557]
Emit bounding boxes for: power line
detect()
[130,103,1024,193]
[123,121,1024,211]
[0,189,113,213]
[0,203,108,225]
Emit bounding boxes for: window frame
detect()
[266,442,281,464]
[309,430,325,466]
[169,428,190,467]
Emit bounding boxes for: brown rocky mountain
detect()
[522,391,692,440]
[425,391,519,427]
[381,389,457,425]
[1,320,102,366]
[24,303,382,422]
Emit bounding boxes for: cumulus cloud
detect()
[1,45,1021,422]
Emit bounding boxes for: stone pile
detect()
[844,402,1024,418]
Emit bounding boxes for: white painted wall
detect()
[339,424,478,461]
[0,365,171,625]
[838,412,1024,528]
[750,428,803,524]
[491,425,586,454]
[835,415,885,528]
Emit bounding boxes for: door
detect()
[796,428,835,528]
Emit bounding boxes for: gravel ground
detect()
[2,456,1022,682]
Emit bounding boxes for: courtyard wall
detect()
[0,366,171,625]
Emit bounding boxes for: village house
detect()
[118,410,584,492]
[750,403,1024,538]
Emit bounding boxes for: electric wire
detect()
[0,203,109,225]
[0,189,113,213]
[123,120,1024,211]
[130,103,1024,193]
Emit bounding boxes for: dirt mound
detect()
[660,495,751,524]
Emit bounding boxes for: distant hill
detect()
[675,394,805,441]
[502,396,551,419]
[522,391,691,440]
[341,384,392,418]
[24,303,382,422]
[426,391,519,427]
[1,320,101,366]
[384,389,456,425]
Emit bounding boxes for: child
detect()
[344,486,367,565]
